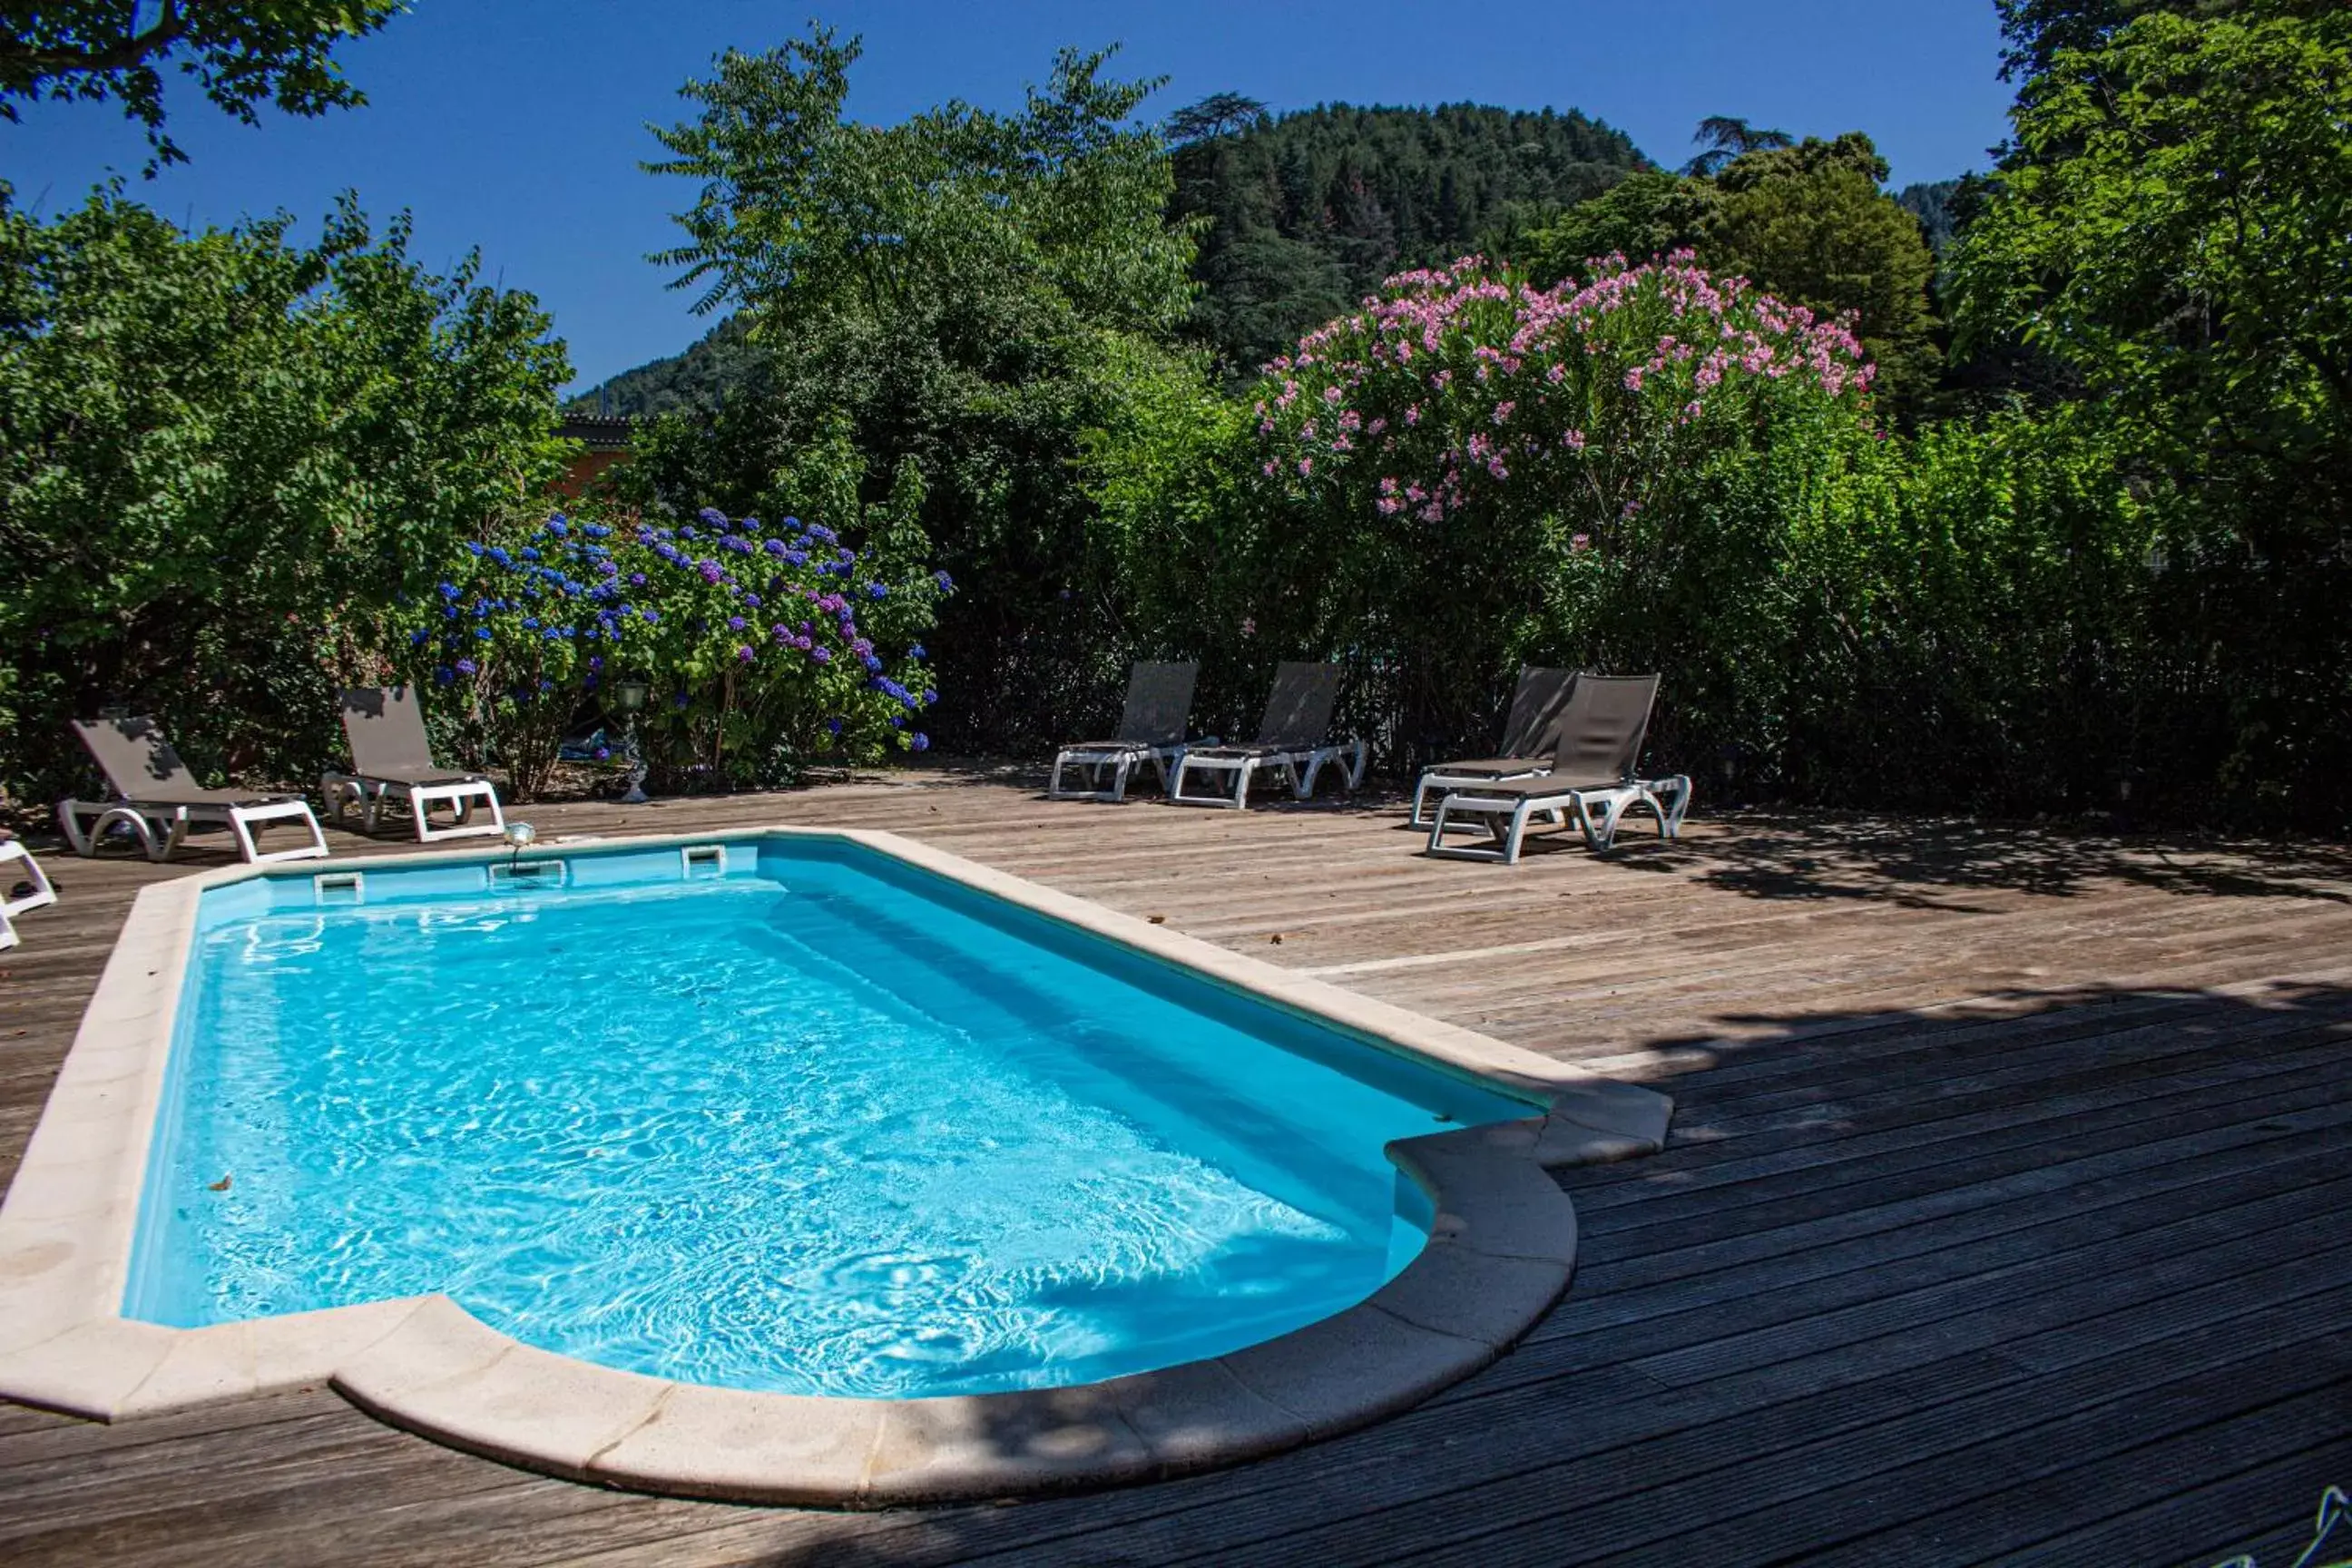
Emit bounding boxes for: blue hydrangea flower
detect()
[911,732,930,752]
[455,658,477,676]
[934,571,954,591]
[908,643,926,660]
[867,583,887,600]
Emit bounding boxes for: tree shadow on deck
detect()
[651,979,2352,1568]
[1514,808,2352,913]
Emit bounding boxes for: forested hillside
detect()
[1168,101,1646,373]
[570,315,760,416]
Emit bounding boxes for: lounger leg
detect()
[156,811,189,862]
[1296,751,1322,800]
[1233,759,1256,808]
[57,801,93,857]
[1048,754,1069,799]
[1576,794,1627,853]
[1342,740,1368,792]
[1490,801,1522,865]
[0,911,15,950]
[411,791,431,843]
[1109,755,1133,803]
[228,809,260,863]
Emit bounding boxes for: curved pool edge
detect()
[0,823,1672,1503]
[328,1118,1577,1506]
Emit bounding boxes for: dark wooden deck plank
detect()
[4,781,2350,1564]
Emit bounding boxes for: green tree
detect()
[1518,168,1716,283]
[1708,133,1941,410]
[0,1,404,170]
[0,188,572,799]
[1951,0,2352,825]
[632,26,1204,751]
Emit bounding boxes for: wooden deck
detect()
[4,769,2349,1566]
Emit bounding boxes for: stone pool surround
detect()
[0,827,1673,1506]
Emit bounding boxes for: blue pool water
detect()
[129,837,1533,1397]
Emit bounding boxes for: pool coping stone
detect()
[0,824,1672,1504]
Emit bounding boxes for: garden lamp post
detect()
[612,679,651,804]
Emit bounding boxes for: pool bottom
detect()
[0,826,1671,1504]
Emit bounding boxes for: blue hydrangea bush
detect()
[404,507,948,797]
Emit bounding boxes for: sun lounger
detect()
[58,717,328,863]
[0,835,57,950]
[1049,662,1211,802]
[1169,661,1367,808]
[1409,666,1579,827]
[1424,674,1691,862]
[322,687,506,842]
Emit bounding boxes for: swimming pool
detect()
[0,827,1671,1503]
[132,836,1533,1397]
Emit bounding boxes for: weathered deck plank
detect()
[2,773,2347,1565]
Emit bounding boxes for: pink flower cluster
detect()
[1249,253,1877,527]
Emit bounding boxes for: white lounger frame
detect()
[1046,739,1211,803]
[57,796,328,865]
[1170,740,1369,809]
[1411,763,1553,828]
[1426,773,1694,863]
[320,771,505,842]
[0,838,58,950]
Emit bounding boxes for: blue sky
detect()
[2,2,2016,394]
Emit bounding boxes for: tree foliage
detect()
[631,26,1200,752]
[1681,114,1791,178]
[0,188,573,799]
[0,1,403,170]
[1952,0,2352,823]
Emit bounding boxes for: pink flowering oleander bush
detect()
[1217,252,1881,769]
[401,499,946,799]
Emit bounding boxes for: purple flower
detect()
[808,646,831,664]
[911,732,930,751]
[697,560,724,583]
[455,658,477,676]
[867,583,887,600]
[697,507,727,527]
[763,538,788,556]
[827,717,844,735]
[742,592,762,609]
[629,572,646,586]
[593,746,611,761]
[933,570,954,592]
[737,644,756,662]
[727,615,747,631]
[908,642,926,660]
